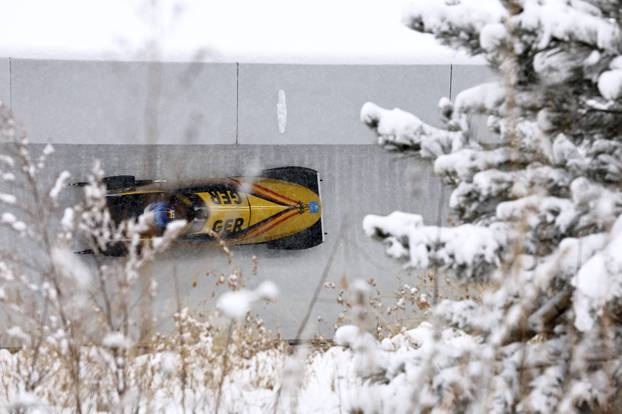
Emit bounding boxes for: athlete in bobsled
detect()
[73,166,323,255]
[144,201,177,233]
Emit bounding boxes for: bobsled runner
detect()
[73,166,323,255]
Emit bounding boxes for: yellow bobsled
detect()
[76,167,324,255]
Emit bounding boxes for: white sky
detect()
[0,0,482,64]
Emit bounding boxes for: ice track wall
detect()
[0,59,495,339]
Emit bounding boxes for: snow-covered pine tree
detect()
[360,0,622,411]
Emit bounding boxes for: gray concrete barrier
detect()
[10,59,237,144]
[0,143,452,340]
[0,58,9,106]
[4,59,494,146]
[238,64,451,144]
[451,64,496,97]
[451,65,498,144]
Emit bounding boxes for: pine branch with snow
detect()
[360,0,622,411]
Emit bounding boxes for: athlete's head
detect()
[145,201,175,231]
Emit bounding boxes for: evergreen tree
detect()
[360,0,622,411]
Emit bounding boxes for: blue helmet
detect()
[146,201,174,231]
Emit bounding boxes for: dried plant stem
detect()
[295,220,346,341]
[214,321,233,414]
[173,266,188,413]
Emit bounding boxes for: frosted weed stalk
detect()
[326,276,431,340]
[0,99,191,412]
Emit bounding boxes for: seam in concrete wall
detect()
[8,57,12,108]
[449,64,453,100]
[235,62,239,145]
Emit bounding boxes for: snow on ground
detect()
[0,321,474,413]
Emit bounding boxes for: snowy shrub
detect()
[0,101,287,412]
[358,0,622,412]
[0,100,188,411]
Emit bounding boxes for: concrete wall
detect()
[4,59,494,145]
[451,65,498,143]
[0,58,9,107]
[451,65,496,97]
[0,59,494,339]
[10,60,237,144]
[238,64,451,144]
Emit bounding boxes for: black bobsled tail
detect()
[267,219,324,250]
[70,175,163,191]
[71,175,136,189]
[261,166,324,250]
[260,166,321,195]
